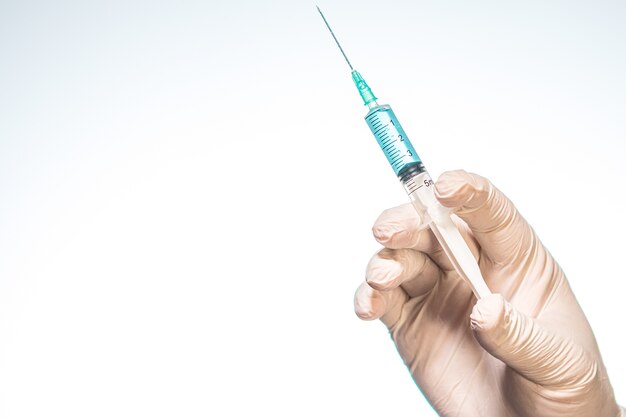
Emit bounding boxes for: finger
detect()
[354,281,408,329]
[372,203,461,272]
[471,294,598,393]
[372,203,440,253]
[366,248,442,298]
[435,170,535,266]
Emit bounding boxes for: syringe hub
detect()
[351,70,378,107]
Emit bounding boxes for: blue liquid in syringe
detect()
[365,104,422,176]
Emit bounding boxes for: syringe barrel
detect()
[364,104,439,217]
[364,104,422,176]
[364,104,491,299]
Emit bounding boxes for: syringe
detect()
[317,7,491,299]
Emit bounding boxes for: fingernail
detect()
[372,224,399,243]
[366,258,403,288]
[470,293,506,331]
[354,285,383,321]
[435,170,471,200]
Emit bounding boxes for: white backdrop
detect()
[1,1,625,415]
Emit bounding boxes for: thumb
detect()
[435,170,535,266]
[470,294,598,392]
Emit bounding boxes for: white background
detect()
[1,0,625,415]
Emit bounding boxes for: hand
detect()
[354,170,624,417]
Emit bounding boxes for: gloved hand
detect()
[354,170,624,417]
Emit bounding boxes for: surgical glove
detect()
[354,170,624,417]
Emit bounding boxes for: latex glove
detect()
[355,170,624,417]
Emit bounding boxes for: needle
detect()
[316,6,354,71]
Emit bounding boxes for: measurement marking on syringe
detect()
[373,125,388,135]
[382,142,396,152]
[371,122,382,129]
